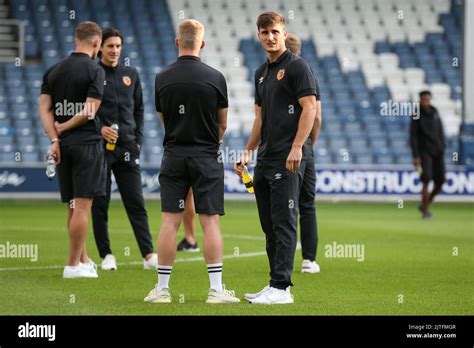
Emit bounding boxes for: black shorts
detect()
[57,142,107,203]
[420,152,446,185]
[159,155,224,215]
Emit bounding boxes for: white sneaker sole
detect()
[250,298,294,305]
[145,297,172,304]
[182,248,200,253]
[301,268,320,273]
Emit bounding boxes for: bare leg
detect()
[183,189,196,245]
[199,214,223,264]
[157,212,183,265]
[421,183,430,215]
[67,198,93,266]
[429,183,443,203]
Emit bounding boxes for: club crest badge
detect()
[122,76,132,87]
[276,69,285,80]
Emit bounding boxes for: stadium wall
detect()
[0,164,472,202]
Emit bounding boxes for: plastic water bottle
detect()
[241,165,254,193]
[106,123,119,151]
[45,155,56,180]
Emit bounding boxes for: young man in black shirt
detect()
[39,22,106,279]
[285,33,322,274]
[235,13,317,304]
[91,27,157,271]
[410,90,446,219]
[144,19,239,304]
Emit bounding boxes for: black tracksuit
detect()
[91,62,154,259]
[254,50,318,289]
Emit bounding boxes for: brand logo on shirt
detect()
[274,173,282,180]
[276,69,285,80]
[258,77,264,84]
[122,76,132,87]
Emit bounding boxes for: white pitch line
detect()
[0,244,301,272]
[0,226,266,241]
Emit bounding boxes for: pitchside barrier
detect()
[0,163,472,202]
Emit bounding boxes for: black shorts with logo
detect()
[420,152,446,185]
[57,142,107,203]
[159,155,224,216]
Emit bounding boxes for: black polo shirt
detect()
[255,49,318,160]
[41,52,105,145]
[96,62,144,146]
[155,55,228,157]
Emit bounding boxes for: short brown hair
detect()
[286,33,301,56]
[75,21,102,43]
[256,12,286,30]
[177,19,205,49]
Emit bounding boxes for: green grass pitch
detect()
[0,200,472,315]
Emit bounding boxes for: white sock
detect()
[67,264,80,271]
[156,265,172,291]
[207,263,223,292]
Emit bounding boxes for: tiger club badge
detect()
[122,76,132,87]
[276,69,285,80]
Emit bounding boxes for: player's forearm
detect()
[310,101,322,146]
[292,104,316,149]
[218,123,227,143]
[39,109,58,140]
[245,120,261,151]
[39,96,58,140]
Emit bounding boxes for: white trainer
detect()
[244,285,270,301]
[144,287,171,303]
[101,254,117,271]
[301,259,320,273]
[206,288,241,304]
[63,265,83,279]
[63,262,98,279]
[80,261,99,278]
[249,287,294,305]
[143,253,158,270]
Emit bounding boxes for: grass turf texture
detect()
[0,200,472,315]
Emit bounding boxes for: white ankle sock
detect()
[207,263,223,292]
[156,265,172,291]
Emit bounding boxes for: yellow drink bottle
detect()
[106,124,119,151]
[241,165,254,193]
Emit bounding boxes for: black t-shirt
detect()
[41,52,105,145]
[410,105,445,157]
[255,50,318,160]
[155,55,228,157]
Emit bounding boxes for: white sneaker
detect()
[249,287,294,305]
[63,262,98,279]
[79,261,99,278]
[143,253,158,270]
[206,288,241,304]
[244,285,270,301]
[101,254,117,271]
[302,259,320,273]
[144,287,171,303]
[63,265,83,279]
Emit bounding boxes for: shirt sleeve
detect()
[254,69,262,106]
[217,73,229,108]
[134,70,144,146]
[40,67,52,95]
[155,74,161,112]
[289,59,318,100]
[87,67,105,100]
[410,117,420,158]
